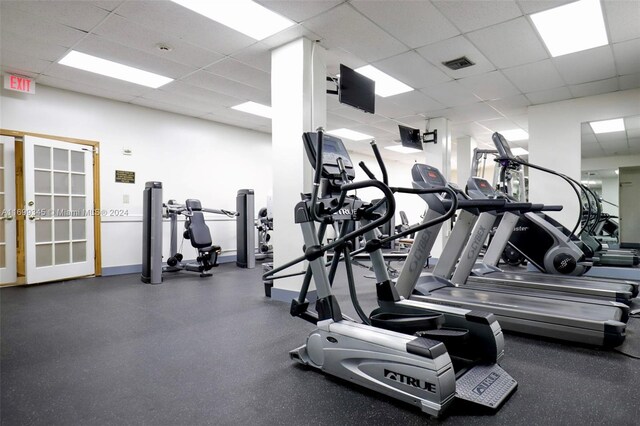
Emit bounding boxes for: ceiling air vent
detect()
[442,56,475,70]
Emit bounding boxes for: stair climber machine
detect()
[262,130,517,417]
[394,162,628,347]
[490,133,639,279]
[463,176,638,304]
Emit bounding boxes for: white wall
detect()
[1,85,272,269]
[582,154,640,170]
[600,176,619,216]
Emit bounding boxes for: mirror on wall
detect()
[581,115,640,247]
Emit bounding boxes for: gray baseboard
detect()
[102,254,237,277]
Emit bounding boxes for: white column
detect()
[423,117,452,258]
[455,135,477,188]
[270,38,326,300]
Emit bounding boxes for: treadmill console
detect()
[467,177,498,199]
[412,164,447,188]
[492,132,514,159]
[302,132,355,182]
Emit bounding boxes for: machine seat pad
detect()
[187,212,213,248]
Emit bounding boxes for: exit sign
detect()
[4,74,35,94]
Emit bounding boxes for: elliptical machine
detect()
[263,130,516,417]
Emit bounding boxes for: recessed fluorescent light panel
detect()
[58,51,173,88]
[327,128,374,141]
[590,118,625,134]
[354,65,413,97]
[384,145,422,154]
[531,0,608,57]
[511,147,529,156]
[500,129,529,141]
[232,101,272,118]
[171,0,294,40]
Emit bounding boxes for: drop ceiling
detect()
[581,115,640,158]
[1,0,639,158]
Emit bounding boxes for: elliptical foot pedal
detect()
[455,364,517,410]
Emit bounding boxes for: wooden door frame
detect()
[0,129,102,280]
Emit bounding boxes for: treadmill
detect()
[455,176,638,304]
[394,163,628,348]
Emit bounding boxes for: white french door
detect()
[23,135,95,284]
[0,136,17,284]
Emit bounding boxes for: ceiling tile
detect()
[486,95,532,116]
[502,59,565,93]
[131,96,211,119]
[372,51,451,90]
[232,42,272,73]
[37,75,137,103]
[421,80,480,107]
[73,35,195,79]
[581,122,594,136]
[624,115,640,131]
[582,133,598,144]
[0,31,69,63]
[595,131,627,145]
[92,1,123,12]
[42,63,152,97]
[181,71,271,104]
[205,59,270,91]
[604,0,640,43]
[416,36,496,79]
[2,0,111,32]
[115,0,255,55]
[509,114,529,129]
[478,117,527,133]
[1,49,53,75]
[612,39,640,76]
[553,45,616,85]
[302,4,407,63]
[467,17,549,68]
[516,0,575,14]
[432,0,522,33]
[255,0,343,23]
[352,0,459,49]
[384,91,444,116]
[618,73,640,90]
[581,144,605,158]
[569,78,619,98]
[160,80,245,108]
[92,14,226,69]
[138,88,234,116]
[202,112,271,131]
[445,102,503,123]
[457,71,520,101]
[0,7,87,48]
[325,47,368,76]
[327,111,361,129]
[525,86,572,104]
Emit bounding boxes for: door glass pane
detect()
[35,195,52,217]
[70,151,84,173]
[0,218,5,242]
[54,172,69,194]
[53,148,69,171]
[0,172,4,192]
[71,196,85,214]
[0,194,4,211]
[0,144,4,166]
[35,171,51,193]
[72,219,85,240]
[36,220,52,243]
[54,220,70,241]
[54,196,69,216]
[55,243,70,264]
[71,174,85,195]
[34,146,50,169]
[36,244,53,267]
[0,244,5,268]
[72,242,86,263]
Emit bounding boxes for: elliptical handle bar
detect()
[262,178,396,282]
[370,140,389,185]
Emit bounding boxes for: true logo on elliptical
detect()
[384,369,436,393]
[472,372,500,396]
[513,226,529,232]
[337,209,352,215]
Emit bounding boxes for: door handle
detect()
[0,215,13,221]
[28,216,41,221]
